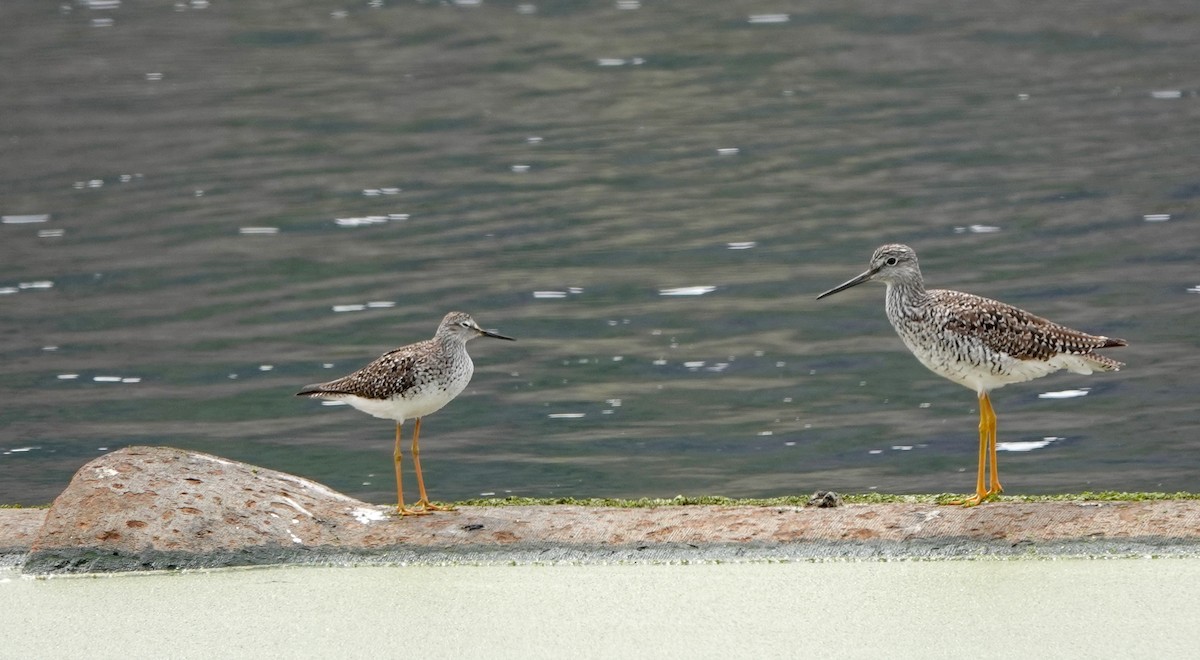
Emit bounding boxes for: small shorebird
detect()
[297,311,514,515]
[817,244,1126,505]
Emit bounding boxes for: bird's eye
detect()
[460,321,471,327]
[885,257,897,266]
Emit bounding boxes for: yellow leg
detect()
[983,393,1003,497]
[947,391,997,507]
[410,417,454,512]
[393,421,428,516]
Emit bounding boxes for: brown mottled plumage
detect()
[937,291,1124,367]
[818,244,1127,505]
[297,311,514,515]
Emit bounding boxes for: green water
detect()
[2,1,1198,505]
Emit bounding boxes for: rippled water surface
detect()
[2,1,1198,505]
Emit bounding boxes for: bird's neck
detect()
[884,275,929,320]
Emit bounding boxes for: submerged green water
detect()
[2,1,1198,505]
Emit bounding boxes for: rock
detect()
[17,446,1200,574]
[24,446,388,573]
[0,509,47,568]
[806,490,844,508]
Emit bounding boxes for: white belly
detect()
[898,329,1061,394]
[337,377,471,423]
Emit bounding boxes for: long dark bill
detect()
[481,329,516,341]
[816,268,876,300]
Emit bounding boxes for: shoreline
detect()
[8,498,1200,573]
[8,446,1200,573]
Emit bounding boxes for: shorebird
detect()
[297,311,514,515]
[817,244,1126,505]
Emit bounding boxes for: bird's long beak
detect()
[816,267,877,300]
[478,327,515,341]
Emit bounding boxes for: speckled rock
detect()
[24,446,389,573]
[15,446,1200,574]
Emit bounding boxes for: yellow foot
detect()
[415,499,456,512]
[942,491,1001,507]
[395,506,432,517]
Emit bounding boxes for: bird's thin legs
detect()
[393,422,428,516]
[982,393,1003,497]
[411,417,454,512]
[947,391,1001,507]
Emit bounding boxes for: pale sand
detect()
[3,558,1199,658]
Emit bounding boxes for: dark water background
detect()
[2,0,1198,505]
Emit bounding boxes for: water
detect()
[2,1,1198,506]
[4,560,1200,658]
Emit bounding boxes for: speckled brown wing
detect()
[933,289,1127,368]
[296,342,426,401]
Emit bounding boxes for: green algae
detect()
[7,491,1198,510]
[451,491,1200,508]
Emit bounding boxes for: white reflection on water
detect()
[535,288,582,299]
[1151,90,1183,99]
[83,375,141,384]
[748,14,789,24]
[597,58,645,66]
[334,216,390,227]
[998,436,1062,452]
[548,413,586,419]
[1038,388,1090,399]
[2,214,49,224]
[1142,214,1170,222]
[239,227,279,235]
[659,286,716,296]
[727,242,756,250]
